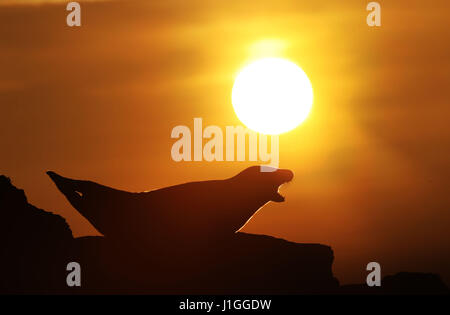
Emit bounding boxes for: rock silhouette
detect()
[1,168,449,294]
[0,175,73,293]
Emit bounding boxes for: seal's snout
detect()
[278,169,294,183]
[232,166,294,203]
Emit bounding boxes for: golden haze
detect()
[0,0,449,285]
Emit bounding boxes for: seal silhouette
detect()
[47,166,293,247]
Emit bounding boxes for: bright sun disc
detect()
[232,58,313,135]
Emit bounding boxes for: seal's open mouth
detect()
[270,169,294,202]
[272,189,286,202]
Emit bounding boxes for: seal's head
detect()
[232,166,294,203]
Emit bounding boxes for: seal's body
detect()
[47,166,293,247]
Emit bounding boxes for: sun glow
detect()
[232,57,313,135]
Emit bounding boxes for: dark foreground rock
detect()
[0,175,73,294]
[1,172,448,294]
[65,233,338,294]
[0,174,338,294]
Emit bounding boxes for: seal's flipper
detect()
[47,171,85,210]
[46,171,134,237]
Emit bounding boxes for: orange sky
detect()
[1,0,449,285]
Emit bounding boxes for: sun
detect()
[232,58,313,135]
